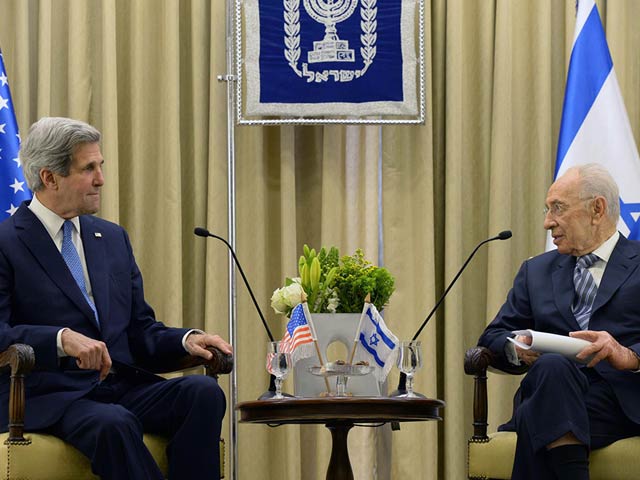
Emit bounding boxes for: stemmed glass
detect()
[266,341,292,399]
[397,340,425,398]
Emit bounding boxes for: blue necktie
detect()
[572,253,599,330]
[61,220,99,326]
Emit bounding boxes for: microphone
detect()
[194,227,280,399]
[194,227,275,342]
[391,230,512,397]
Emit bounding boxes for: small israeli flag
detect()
[357,303,398,383]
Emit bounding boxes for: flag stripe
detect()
[555,5,612,172]
[282,330,313,351]
[365,308,396,350]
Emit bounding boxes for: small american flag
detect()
[0,50,31,217]
[280,303,315,366]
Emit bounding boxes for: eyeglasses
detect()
[543,203,567,217]
[543,198,594,218]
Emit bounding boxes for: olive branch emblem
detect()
[283,0,378,82]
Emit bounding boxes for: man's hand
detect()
[570,330,639,370]
[185,333,233,360]
[514,334,541,365]
[60,329,112,381]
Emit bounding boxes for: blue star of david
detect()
[368,333,380,347]
[619,198,640,240]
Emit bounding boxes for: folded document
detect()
[508,329,593,364]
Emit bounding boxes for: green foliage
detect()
[272,244,395,316]
[332,249,395,313]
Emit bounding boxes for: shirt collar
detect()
[591,230,619,263]
[28,194,81,238]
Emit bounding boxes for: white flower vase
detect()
[293,313,383,397]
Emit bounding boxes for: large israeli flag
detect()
[550,0,640,247]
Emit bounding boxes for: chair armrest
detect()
[0,344,35,443]
[464,346,493,376]
[464,346,493,441]
[0,344,232,443]
[464,346,528,441]
[153,347,234,378]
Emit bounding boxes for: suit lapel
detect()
[593,236,640,313]
[79,216,109,332]
[551,254,580,329]
[13,205,98,327]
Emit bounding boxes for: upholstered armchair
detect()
[0,343,233,480]
[464,346,640,479]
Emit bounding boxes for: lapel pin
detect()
[94,232,102,238]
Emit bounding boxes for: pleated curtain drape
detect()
[1,1,639,478]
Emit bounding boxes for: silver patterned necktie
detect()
[61,220,99,326]
[572,253,599,330]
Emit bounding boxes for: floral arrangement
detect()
[270,245,395,317]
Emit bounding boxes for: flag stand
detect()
[302,302,332,394]
[347,295,371,365]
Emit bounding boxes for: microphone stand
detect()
[194,227,280,399]
[390,231,512,397]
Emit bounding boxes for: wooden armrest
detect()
[464,346,528,441]
[464,346,492,441]
[155,347,234,378]
[0,344,35,443]
[464,346,493,377]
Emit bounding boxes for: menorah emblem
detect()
[303,0,358,63]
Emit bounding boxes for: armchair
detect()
[0,343,233,480]
[464,346,640,480]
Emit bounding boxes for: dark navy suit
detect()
[479,235,640,479]
[0,203,225,479]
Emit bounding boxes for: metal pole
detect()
[219,1,238,479]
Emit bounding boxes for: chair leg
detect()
[220,438,225,479]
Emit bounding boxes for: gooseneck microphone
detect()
[194,227,279,399]
[194,227,274,342]
[392,230,512,397]
[411,230,512,340]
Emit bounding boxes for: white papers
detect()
[508,329,593,364]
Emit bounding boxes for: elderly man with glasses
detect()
[478,163,640,480]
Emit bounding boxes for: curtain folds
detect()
[1,0,639,478]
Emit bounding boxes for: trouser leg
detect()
[120,375,226,480]
[510,354,590,480]
[48,398,164,480]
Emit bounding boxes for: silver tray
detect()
[308,364,374,377]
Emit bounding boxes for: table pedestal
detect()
[237,397,444,478]
[326,422,354,480]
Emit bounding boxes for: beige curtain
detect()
[1,0,640,478]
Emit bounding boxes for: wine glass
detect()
[266,341,292,399]
[397,340,425,398]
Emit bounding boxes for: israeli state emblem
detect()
[284,0,378,83]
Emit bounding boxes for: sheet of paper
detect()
[508,329,593,363]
